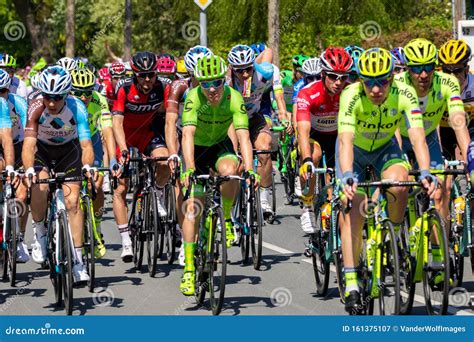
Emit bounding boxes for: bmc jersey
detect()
[182,86,248,147]
[395,71,464,136]
[6,93,27,143]
[296,80,340,134]
[338,80,423,152]
[101,78,116,108]
[9,76,27,98]
[25,96,91,145]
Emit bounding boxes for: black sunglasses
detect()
[234,66,253,74]
[71,90,93,98]
[43,93,67,101]
[0,88,9,94]
[136,71,156,79]
[442,66,466,75]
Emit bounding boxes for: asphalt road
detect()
[0,177,473,316]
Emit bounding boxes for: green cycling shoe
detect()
[180,271,195,296]
[225,219,235,248]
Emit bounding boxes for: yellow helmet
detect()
[176,59,187,74]
[404,38,437,65]
[439,39,471,65]
[357,48,393,78]
[70,68,95,90]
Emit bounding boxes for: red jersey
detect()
[296,80,342,135]
[112,79,166,152]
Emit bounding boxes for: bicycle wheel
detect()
[209,207,227,315]
[422,211,450,315]
[58,211,73,315]
[129,194,144,270]
[82,196,95,292]
[238,186,250,264]
[144,189,160,277]
[250,189,263,270]
[378,221,400,315]
[399,216,416,315]
[2,199,17,286]
[46,219,62,306]
[164,184,177,264]
[311,231,330,296]
[357,231,373,316]
[267,170,276,224]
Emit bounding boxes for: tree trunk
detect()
[124,0,132,61]
[11,0,53,62]
[65,0,75,57]
[268,0,280,67]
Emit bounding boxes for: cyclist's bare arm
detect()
[0,128,15,167]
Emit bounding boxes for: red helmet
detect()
[320,47,353,73]
[156,56,176,74]
[109,62,126,77]
[99,67,110,81]
[130,51,157,73]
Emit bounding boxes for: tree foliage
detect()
[0,0,454,69]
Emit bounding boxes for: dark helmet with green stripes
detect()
[292,54,310,70]
[194,55,227,81]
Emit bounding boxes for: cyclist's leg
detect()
[91,133,105,234]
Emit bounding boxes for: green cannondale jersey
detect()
[182,85,249,146]
[338,80,423,152]
[395,71,464,137]
[87,91,112,136]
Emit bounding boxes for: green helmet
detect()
[280,69,293,86]
[194,55,227,81]
[292,54,309,70]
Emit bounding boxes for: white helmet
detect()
[302,57,321,76]
[184,45,213,73]
[0,69,11,89]
[38,66,72,95]
[30,73,40,90]
[227,44,255,67]
[57,57,77,72]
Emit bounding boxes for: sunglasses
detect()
[136,71,156,79]
[325,72,349,82]
[233,66,253,74]
[363,77,391,88]
[441,66,466,75]
[43,93,67,101]
[408,63,436,74]
[201,79,225,89]
[71,90,93,98]
[394,66,407,73]
[348,73,359,82]
[0,88,8,94]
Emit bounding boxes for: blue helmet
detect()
[390,47,406,65]
[38,65,72,95]
[345,45,364,72]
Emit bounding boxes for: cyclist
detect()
[345,45,364,83]
[57,57,78,73]
[337,47,436,312]
[292,57,321,128]
[175,59,188,79]
[391,47,407,74]
[438,40,474,158]
[23,65,94,284]
[156,54,177,85]
[397,39,470,237]
[70,68,115,246]
[112,51,169,262]
[0,69,26,261]
[296,47,351,234]
[102,62,126,108]
[165,46,213,265]
[292,54,310,82]
[0,53,27,98]
[179,55,256,295]
[227,44,291,216]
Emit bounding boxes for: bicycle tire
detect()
[165,184,177,265]
[2,199,17,286]
[238,187,250,264]
[82,196,95,293]
[358,232,373,316]
[145,190,160,277]
[312,231,330,296]
[58,211,73,315]
[251,189,263,270]
[130,194,144,270]
[195,244,208,305]
[267,170,276,224]
[399,216,416,315]
[209,206,227,315]
[422,210,450,315]
[46,217,62,306]
[378,221,400,315]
